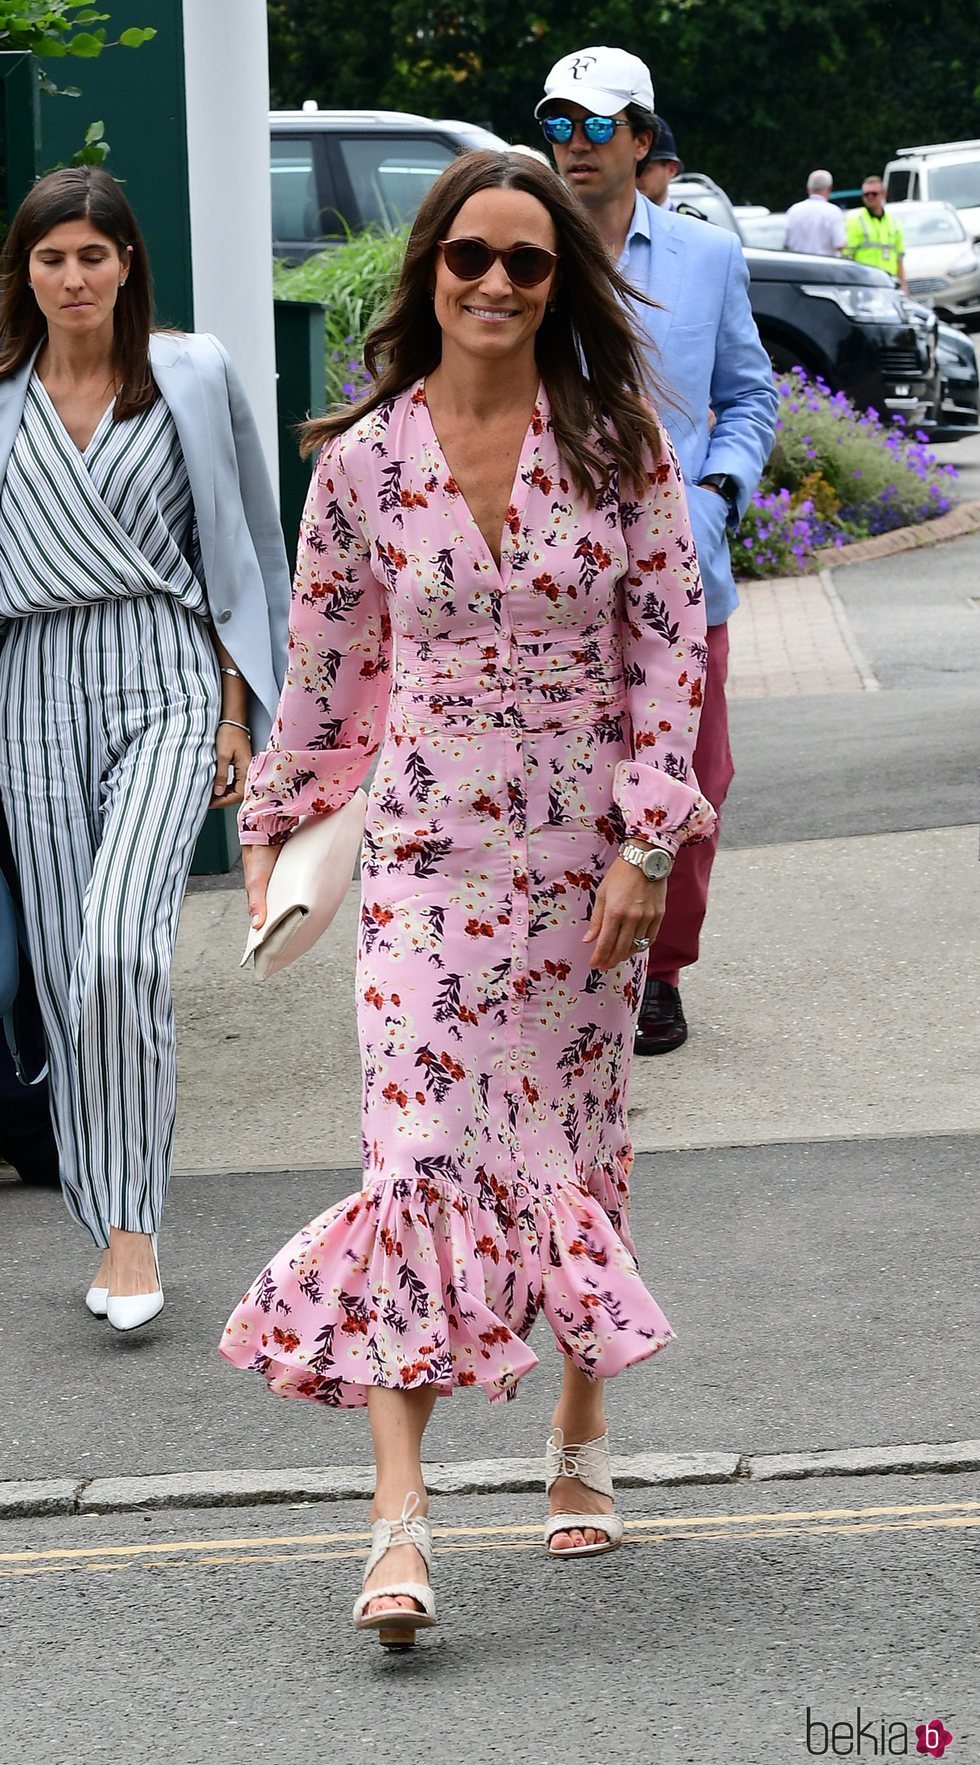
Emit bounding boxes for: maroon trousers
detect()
[648,621,734,988]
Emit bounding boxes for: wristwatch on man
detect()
[698,472,740,521]
[620,840,673,882]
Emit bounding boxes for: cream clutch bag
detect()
[240,789,367,981]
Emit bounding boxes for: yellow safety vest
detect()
[844,207,903,276]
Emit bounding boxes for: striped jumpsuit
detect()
[0,375,219,1245]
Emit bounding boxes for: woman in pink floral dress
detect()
[220,151,713,1647]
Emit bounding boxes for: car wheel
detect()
[766,339,821,380]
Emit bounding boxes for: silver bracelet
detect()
[220,666,243,678]
[218,718,250,733]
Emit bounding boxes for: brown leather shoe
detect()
[635,980,688,1055]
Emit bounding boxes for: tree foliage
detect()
[0,3,154,64]
[269,0,980,208]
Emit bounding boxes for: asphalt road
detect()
[2,1471,976,1764]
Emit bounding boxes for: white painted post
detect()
[181,0,278,491]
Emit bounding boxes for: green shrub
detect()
[273,229,407,404]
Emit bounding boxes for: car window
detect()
[337,135,457,229]
[271,136,322,243]
[887,168,911,201]
[928,161,980,210]
[672,190,740,234]
[897,206,967,247]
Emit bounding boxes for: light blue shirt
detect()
[619,194,777,624]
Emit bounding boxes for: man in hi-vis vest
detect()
[844,175,909,293]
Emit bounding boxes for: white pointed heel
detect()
[106,1234,164,1333]
[544,1428,625,1557]
[84,1284,109,1318]
[352,1492,437,1649]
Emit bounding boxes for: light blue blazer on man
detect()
[0,330,291,745]
[620,193,778,626]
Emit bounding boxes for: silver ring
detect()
[632,936,651,950]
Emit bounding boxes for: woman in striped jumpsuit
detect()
[0,169,290,1330]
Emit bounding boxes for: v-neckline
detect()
[32,372,116,462]
[417,378,545,582]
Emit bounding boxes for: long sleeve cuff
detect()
[238,747,371,846]
[614,759,716,856]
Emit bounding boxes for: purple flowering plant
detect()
[730,368,957,578]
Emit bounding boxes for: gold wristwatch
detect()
[620,841,673,881]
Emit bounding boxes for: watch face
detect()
[642,848,672,880]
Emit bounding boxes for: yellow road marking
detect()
[1,1503,979,1581]
[1,1495,976,1567]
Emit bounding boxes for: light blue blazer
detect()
[621,195,779,625]
[0,330,291,745]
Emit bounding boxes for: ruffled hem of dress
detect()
[218,1164,674,1408]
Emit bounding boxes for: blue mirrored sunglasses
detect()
[539,115,633,146]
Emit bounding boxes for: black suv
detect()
[670,174,943,430]
[746,247,939,423]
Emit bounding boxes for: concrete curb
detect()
[2,1440,978,1520]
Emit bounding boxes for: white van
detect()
[884,141,980,242]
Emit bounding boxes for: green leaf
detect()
[70,140,111,166]
[66,28,106,55]
[119,25,155,45]
[84,118,104,144]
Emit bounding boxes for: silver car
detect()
[270,108,509,260]
[888,199,980,324]
[737,210,789,250]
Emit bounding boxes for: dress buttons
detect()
[217,609,231,624]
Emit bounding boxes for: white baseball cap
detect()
[535,46,655,121]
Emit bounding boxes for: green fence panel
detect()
[38,1,192,330]
[0,51,40,223]
[274,298,326,566]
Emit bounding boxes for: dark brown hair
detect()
[0,167,156,419]
[628,106,659,175]
[302,150,667,502]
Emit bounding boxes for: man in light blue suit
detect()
[537,46,777,1052]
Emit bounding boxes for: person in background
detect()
[783,170,846,256]
[844,174,909,293]
[0,168,290,1331]
[636,115,684,207]
[537,45,777,1054]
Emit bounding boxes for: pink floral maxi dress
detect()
[220,384,713,1406]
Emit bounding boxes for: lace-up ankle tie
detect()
[544,1428,624,1557]
[352,1491,437,1647]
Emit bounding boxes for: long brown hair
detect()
[302,150,666,502]
[0,167,156,419]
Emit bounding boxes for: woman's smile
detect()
[461,304,520,322]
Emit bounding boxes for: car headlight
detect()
[801,283,908,322]
[946,251,980,278]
